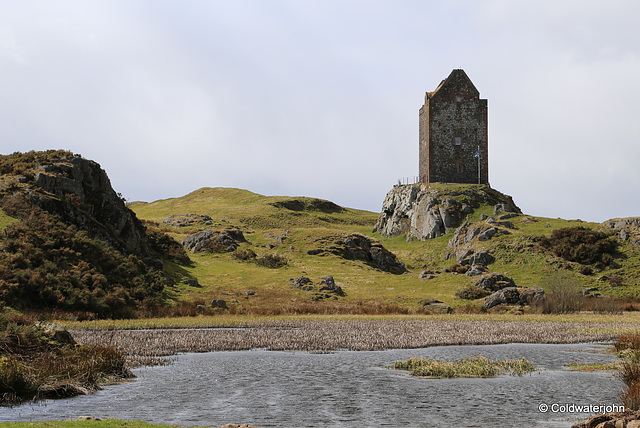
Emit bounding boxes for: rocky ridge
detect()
[374,184,520,242]
[18,154,149,255]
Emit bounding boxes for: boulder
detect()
[475,273,516,292]
[477,227,497,241]
[182,229,246,253]
[291,276,313,289]
[422,303,453,314]
[484,287,520,309]
[183,279,200,287]
[313,234,406,274]
[467,250,495,266]
[39,323,76,346]
[418,298,443,305]
[163,214,213,227]
[419,271,437,279]
[465,265,488,277]
[318,275,344,296]
[518,287,546,305]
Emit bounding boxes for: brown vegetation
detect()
[71,319,623,361]
[0,312,131,404]
[0,197,166,318]
[539,226,618,267]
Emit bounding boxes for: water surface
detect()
[1,343,621,427]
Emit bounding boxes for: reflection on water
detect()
[1,343,620,428]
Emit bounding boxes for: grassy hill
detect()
[130,186,640,315]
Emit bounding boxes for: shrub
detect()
[539,227,618,266]
[579,266,593,276]
[255,253,288,268]
[616,334,640,410]
[146,231,191,264]
[448,264,468,274]
[533,272,583,314]
[0,199,166,318]
[231,249,257,261]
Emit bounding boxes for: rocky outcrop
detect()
[374,184,520,241]
[27,156,149,255]
[483,284,546,310]
[182,229,246,253]
[288,275,345,300]
[475,273,516,292]
[484,287,520,309]
[163,214,213,227]
[307,234,406,274]
[447,219,514,264]
[603,217,640,249]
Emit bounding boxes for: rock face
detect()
[182,229,247,253]
[603,217,640,248]
[28,156,149,255]
[374,184,520,242]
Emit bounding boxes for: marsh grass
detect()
[615,333,640,410]
[393,355,535,378]
[0,312,131,405]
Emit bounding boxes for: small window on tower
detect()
[454,137,462,146]
[457,163,464,173]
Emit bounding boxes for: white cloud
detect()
[0,0,639,221]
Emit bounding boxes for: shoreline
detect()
[70,319,630,365]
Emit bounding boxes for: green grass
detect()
[0,209,18,232]
[393,355,535,378]
[124,185,640,316]
[565,361,620,372]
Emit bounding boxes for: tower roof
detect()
[427,69,480,99]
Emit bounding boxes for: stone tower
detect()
[418,69,488,184]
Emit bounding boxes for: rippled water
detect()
[1,343,621,427]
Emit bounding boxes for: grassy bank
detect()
[57,312,640,332]
[0,313,131,405]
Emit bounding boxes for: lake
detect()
[1,343,621,427]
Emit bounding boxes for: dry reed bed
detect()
[70,320,632,365]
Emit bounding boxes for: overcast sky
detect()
[1,1,639,222]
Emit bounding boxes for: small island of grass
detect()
[393,355,535,378]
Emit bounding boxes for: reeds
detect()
[616,334,640,410]
[393,355,535,378]
[70,319,619,364]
